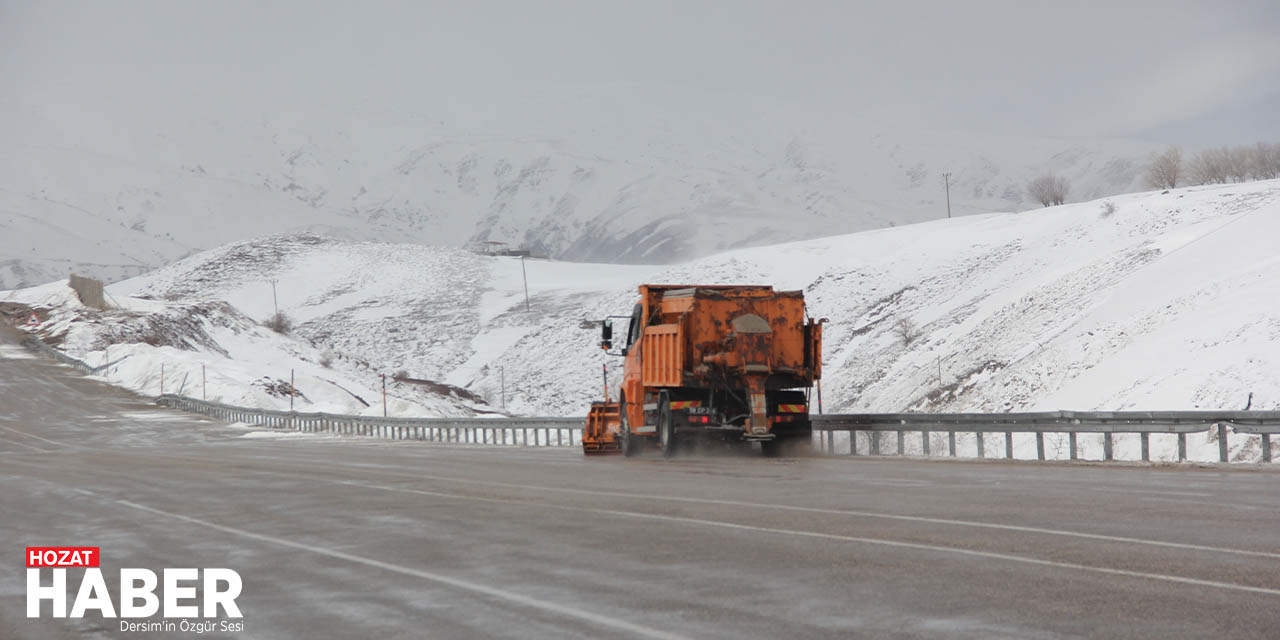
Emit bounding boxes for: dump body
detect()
[584,285,823,456]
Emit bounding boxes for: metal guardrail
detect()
[156,392,1278,463]
[157,395,584,447]
[22,336,1277,463]
[20,336,107,375]
[810,412,1280,463]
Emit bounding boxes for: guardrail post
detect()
[1140,433,1149,462]
[1177,433,1186,461]
[921,431,930,456]
[1104,433,1114,461]
[1005,432,1013,459]
[1218,424,1229,463]
[975,432,984,459]
[1069,432,1078,460]
[948,431,956,457]
[1263,434,1272,463]
[1035,432,1045,460]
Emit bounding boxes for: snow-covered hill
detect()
[8,179,1278,458]
[1,100,1156,289]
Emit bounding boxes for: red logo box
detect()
[26,547,99,568]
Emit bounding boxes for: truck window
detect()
[626,303,643,348]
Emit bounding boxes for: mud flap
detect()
[747,377,771,437]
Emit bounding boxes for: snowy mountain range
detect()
[7,178,1278,461]
[1,100,1157,290]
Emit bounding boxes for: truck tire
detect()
[657,392,676,458]
[620,394,640,457]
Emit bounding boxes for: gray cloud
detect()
[3,0,1278,143]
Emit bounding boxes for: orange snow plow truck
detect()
[583,285,823,457]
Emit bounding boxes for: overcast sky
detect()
[3,1,1279,145]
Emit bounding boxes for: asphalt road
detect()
[2,330,1279,639]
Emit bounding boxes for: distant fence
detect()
[157,395,584,447]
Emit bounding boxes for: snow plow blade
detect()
[583,402,622,455]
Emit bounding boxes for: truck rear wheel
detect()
[620,395,640,457]
[657,392,676,458]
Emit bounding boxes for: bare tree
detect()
[1224,146,1252,183]
[1143,146,1182,189]
[1188,141,1280,185]
[891,318,920,346]
[1249,142,1280,180]
[1189,148,1228,185]
[263,311,293,334]
[1027,174,1069,207]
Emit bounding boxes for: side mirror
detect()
[600,319,613,350]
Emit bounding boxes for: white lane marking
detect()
[113,500,691,640]
[0,344,37,359]
[328,479,1280,598]
[1085,487,1214,498]
[0,433,52,453]
[1132,495,1270,513]
[267,462,1280,561]
[0,424,67,448]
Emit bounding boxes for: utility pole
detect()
[269,279,279,317]
[500,366,506,409]
[202,364,207,401]
[520,256,530,312]
[381,374,388,417]
[290,369,295,411]
[943,172,952,219]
